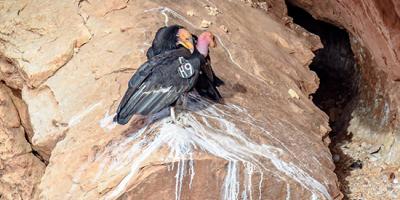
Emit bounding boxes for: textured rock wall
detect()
[0,81,45,199]
[288,0,400,79]
[288,0,400,164]
[1,0,341,199]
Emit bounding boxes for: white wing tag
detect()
[177,57,194,79]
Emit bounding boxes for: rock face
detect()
[1,0,342,199]
[286,1,400,198]
[0,82,45,199]
[288,0,400,164]
[288,0,400,79]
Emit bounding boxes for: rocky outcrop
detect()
[0,82,45,199]
[288,0,400,165]
[288,0,400,79]
[1,0,342,199]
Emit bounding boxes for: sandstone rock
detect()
[0,83,45,199]
[288,0,400,79]
[287,1,400,165]
[200,20,212,29]
[0,0,92,88]
[1,0,341,199]
[0,57,24,90]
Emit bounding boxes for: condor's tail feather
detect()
[113,86,144,125]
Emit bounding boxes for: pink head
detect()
[196,31,217,56]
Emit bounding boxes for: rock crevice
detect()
[287,0,400,198]
[0,81,45,200]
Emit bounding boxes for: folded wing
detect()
[114,48,204,125]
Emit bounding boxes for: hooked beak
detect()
[177,38,194,53]
[177,29,195,53]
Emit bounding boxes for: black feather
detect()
[114,48,206,125]
[195,72,222,101]
[146,25,183,59]
[145,25,224,102]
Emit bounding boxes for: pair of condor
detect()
[114,25,223,125]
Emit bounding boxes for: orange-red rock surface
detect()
[0,0,347,199]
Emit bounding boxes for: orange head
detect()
[177,28,194,53]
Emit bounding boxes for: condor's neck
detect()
[196,39,209,57]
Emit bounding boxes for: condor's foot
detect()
[170,107,177,124]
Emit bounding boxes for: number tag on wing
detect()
[177,57,194,79]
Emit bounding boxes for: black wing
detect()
[114,48,204,125]
[192,55,223,101]
[115,54,169,116]
[192,35,224,101]
[202,56,224,87]
[195,72,222,101]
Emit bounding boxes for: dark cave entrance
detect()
[286,2,360,197]
[286,3,359,138]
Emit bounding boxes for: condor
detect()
[114,32,216,125]
[147,25,223,102]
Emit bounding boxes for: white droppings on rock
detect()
[258,171,264,200]
[189,152,195,189]
[175,159,186,200]
[69,101,102,127]
[92,94,332,200]
[242,162,255,200]
[144,7,197,28]
[311,193,319,200]
[286,183,291,200]
[99,111,117,131]
[223,160,240,200]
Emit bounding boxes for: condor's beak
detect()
[178,39,194,53]
[177,29,195,53]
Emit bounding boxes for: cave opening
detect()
[286,2,360,197]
